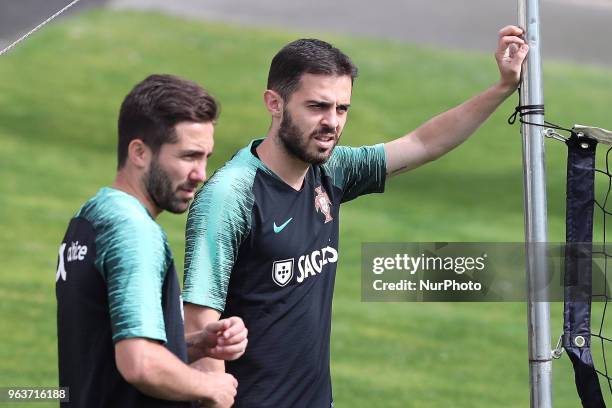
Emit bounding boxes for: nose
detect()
[190,164,207,183]
[321,109,339,131]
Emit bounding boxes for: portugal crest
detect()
[314,186,333,223]
[272,259,294,287]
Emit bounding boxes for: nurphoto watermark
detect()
[361,242,609,302]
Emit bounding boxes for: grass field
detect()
[1,9,612,407]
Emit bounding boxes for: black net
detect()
[589,143,612,403]
[507,94,610,407]
[562,132,612,408]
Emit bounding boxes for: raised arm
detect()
[385,25,529,176]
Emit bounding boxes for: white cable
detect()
[0,0,82,57]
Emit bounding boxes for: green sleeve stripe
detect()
[322,143,387,202]
[183,146,258,311]
[81,188,169,343]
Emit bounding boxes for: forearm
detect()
[132,347,209,400]
[116,339,218,401]
[386,82,515,175]
[417,82,514,158]
[185,330,210,362]
[191,356,226,373]
[185,331,226,371]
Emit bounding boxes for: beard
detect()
[144,157,193,214]
[278,109,339,165]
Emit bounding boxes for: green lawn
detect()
[1,9,612,407]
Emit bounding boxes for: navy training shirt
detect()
[56,187,189,408]
[184,139,386,407]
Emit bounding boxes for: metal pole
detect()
[518,0,553,407]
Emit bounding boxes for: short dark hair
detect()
[117,74,218,169]
[267,39,358,101]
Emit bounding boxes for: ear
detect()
[263,90,284,119]
[126,139,151,169]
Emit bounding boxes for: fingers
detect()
[213,334,248,360]
[217,316,247,340]
[208,317,248,360]
[505,42,529,59]
[499,25,523,37]
[205,316,238,335]
[204,320,226,333]
[497,27,529,67]
[498,35,525,51]
[219,327,248,345]
[211,340,248,359]
[498,25,525,60]
[198,373,238,408]
[227,373,238,388]
[515,43,529,59]
[494,25,530,90]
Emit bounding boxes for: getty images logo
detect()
[56,241,88,282]
[272,246,339,287]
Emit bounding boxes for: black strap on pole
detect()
[563,133,605,408]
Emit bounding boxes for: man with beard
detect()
[183,27,528,407]
[56,74,248,408]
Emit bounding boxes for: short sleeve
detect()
[183,166,254,312]
[96,216,168,344]
[323,144,387,203]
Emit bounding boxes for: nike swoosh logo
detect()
[273,218,293,234]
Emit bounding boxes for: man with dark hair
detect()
[56,74,247,408]
[183,26,528,407]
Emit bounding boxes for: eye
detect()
[337,106,349,113]
[182,152,204,162]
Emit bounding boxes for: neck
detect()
[256,133,310,191]
[112,171,161,218]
